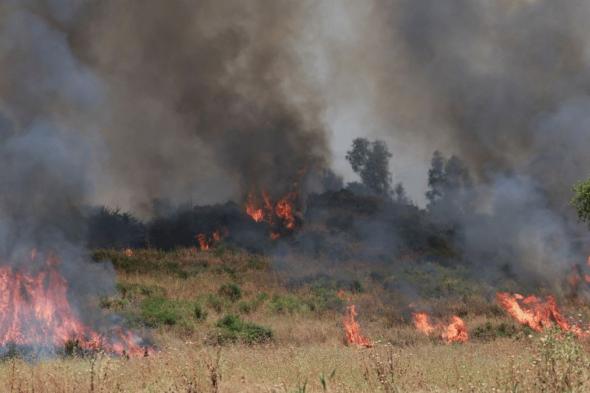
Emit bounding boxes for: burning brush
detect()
[0,250,150,357]
[412,312,469,344]
[245,190,300,239]
[339,290,372,348]
[496,292,589,337]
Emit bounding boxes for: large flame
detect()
[441,316,469,344]
[244,190,298,239]
[412,312,469,343]
[0,252,148,356]
[343,304,372,348]
[412,312,435,335]
[496,292,587,336]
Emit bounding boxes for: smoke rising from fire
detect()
[2,1,590,292]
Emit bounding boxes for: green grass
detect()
[214,314,273,344]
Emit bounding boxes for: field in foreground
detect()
[1,248,589,392]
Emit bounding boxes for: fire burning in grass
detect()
[496,292,589,337]
[343,304,372,348]
[412,312,469,343]
[0,250,149,357]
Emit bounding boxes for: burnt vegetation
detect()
[86,138,464,267]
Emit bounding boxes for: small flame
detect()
[124,248,134,257]
[196,229,226,251]
[343,304,372,348]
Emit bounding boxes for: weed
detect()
[218,283,242,302]
[215,315,273,344]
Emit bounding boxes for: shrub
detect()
[218,283,242,302]
[533,329,590,392]
[269,294,309,314]
[140,297,181,327]
[206,294,226,313]
[215,315,273,344]
[194,303,207,321]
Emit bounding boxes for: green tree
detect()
[572,178,590,224]
[346,138,393,196]
[425,151,472,214]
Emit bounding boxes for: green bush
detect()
[140,297,181,327]
[215,315,273,344]
[238,293,269,314]
[194,303,207,321]
[206,294,226,313]
[269,294,309,314]
[218,283,242,302]
[533,329,590,392]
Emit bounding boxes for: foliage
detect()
[533,329,589,392]
[572,178,590,225]
[346,138,393,196]
[218,283,242,302]
[215,315,273,344]
[425,151,472,213]
[86,207,146,249]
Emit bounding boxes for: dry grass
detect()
[1,248,588,392]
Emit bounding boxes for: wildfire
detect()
[496,292,587,337]
[343,304,372,348]
[244,190,299,239]
[0,253,148,356]
[412,312,435,335]
[442,316,469,343]
[412,312,469,343]
[196,229,225,251]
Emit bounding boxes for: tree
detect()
[425,151,472,213]
[572,178,590,225]
[345,138,393,196]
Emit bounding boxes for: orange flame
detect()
[196,229,226,251]
[496,292,587,336]
[275,193,296,230]
[412,312,435,335]
[412,311,469,343]
[343,304,372,348]
[0,254,148,356]
[244,190,299,239]
[442,316,469,343]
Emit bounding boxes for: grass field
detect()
[1,248,589,392]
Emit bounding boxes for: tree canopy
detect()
[572,178,590,225]
[345,138,393,197]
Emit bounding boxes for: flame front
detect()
[496,292,587,336]
[343,304,372,348]
[0,255,148,356]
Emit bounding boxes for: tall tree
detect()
[346,138,393,196]
[572,178,590,225]
[425,151,472,213]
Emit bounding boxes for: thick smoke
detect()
[66,0,329,211]
[307,0,590,285]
